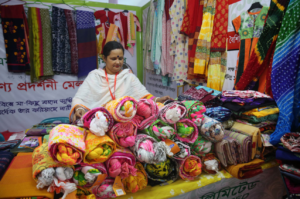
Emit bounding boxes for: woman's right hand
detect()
[73,105,87,122]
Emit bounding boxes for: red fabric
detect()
[0,131,14,141]
[165,0,174,21]
[229,0,241,4]
[77,41,98,59]
[94,10,116,24]
[36,8,44,76]
[227,31,240,50]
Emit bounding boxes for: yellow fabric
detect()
[106,24,122,44]
[97,25,104,58]
[84,132,116,163]
[122,162,148,193]
[56,144,80,165]
[242,106,280,118]
[183,159,202,176]
[207,51,227,91]
[31,7,41,79]
[225,159,264,179]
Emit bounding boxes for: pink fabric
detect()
[159,101,187,124]
[74,163,107,187]
[82,107,114,131]
[222,90,271,99]
[133,99,159,130]
[91,179,116,199]
[108,121,137,148]
[139,139,155,155]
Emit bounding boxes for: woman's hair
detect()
[103,41,124,57]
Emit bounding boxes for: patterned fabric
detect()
[225,159,264,179]
[0,139,21,150]
[194,0,216,76]
[233,112,278,124]
[82,107,114,132]
[204,106,231,122]
[182,100,206,126]
[91,178,116,199]
[0,151,14,180]
[180,87,213,101]
[207,51,227,91]
[108,121,137,148]
[159,101,187,124]
[172,138,191,160]
[215,139,231,167]
[222,118,235,129]
[196,85,222,96]
[222,90,271,99]
[145,119,175,141]
[1,5,30,72]
[76,10,97,78]
[189,136,212,157]
[279,164,300,177]
[84,133,116,164]
[48,124,86,165]
[270,0,300,145]
[242,106,279,118]
[178,155,202,180]
[224,135,244,164]
[122,162,148,193]
[175,119,199,143]
[281,132,300,153]
[200,116,224,143]
[201,153,221,174]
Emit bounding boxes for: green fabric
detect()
[120,101,133,111]
[234,113,279,124]
[190,136,212,157]
[102,144,112,156]
[176,122,194,138]
[182,101,205,120]
[145,158,172,178]
[74,171,87,186]
[236,39,246,84]
[145,119,175,141]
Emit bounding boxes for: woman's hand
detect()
[72,105,87,122]
[156,96,173,104]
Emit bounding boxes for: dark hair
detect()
[102,41,124,57]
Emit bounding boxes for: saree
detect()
[108,121,137,148]
[122,162,147,193]
[281,132,300,153]
[182,100,206,126]
[178,155,202,181]
[200,116,224,143]
[144,119,176,141]
[159,101,187,124]
[204,106,231,122]
[225,159,264,179]
[174,118,199,143]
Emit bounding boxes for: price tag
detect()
[113,176,126,196]
[164,139,180,154]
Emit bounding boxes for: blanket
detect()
[172,138,191,160]
[144,119,176,141]
[201,153,221,174]
[91,178,116,199]
[215,139,232,167]
[189,136,212,157]
[108,121,137,148]
[182,100,206,126]
[178,155,202,181]
[280,132,300,153]
[225,159,264,179]
[122,162,147,193]
[204,106,232,122]
[200,116,224,143]
[73,163,107,187]
[159,101,187,124]
[174,119,199,143]
[0,150,14,180]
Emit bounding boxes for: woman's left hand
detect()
[156,96,173,103]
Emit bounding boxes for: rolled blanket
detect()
[174,119,198,143]
[48,124,86,165]
[69,104,90,125]
[73,163,107,187]
[200,116,224,143]
[105,148,137,179]
[144,158,179,186]
[222,118,235,129]
[82,107,114,136]
[105,96,138,122]
[225,159,264,179]
[182,101,206,126]
[84,133,116,163]
[108,121,137,148]
[131,134,171,164]
[159,101,187,124]
[172,138,191,160]
[48,177,77,199]
[280,132,300,153]
[224,135,244,164]
[189,136,212,157]
[122,162,148,193]
[201,153,221,174]
[132,99,159,130]
[215,139,232,167]
[178,155,202,181]
[91,178,116,199]
[144,119,176,141]
[204,106,232,122]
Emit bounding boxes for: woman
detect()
[72,41,172,120]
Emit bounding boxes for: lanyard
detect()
[105,69,118,100]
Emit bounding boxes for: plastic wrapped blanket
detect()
[200,116,224,143]
[144,119,176,141]
[174,119,198,143]
[122,162,148,193]
[159,101,187,124]
[91,178,116,199]
[182,100,206,126]
[189,136,212,157]
[108,121,137,148]
[178,155,202,181]
[280,132,300,153]
[73,163,107,187]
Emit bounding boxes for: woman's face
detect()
[103,49,124,74]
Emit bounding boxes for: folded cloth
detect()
[189,136,212,157]
[49,124,86,165]
[105,148,137,179]
[280,132,300,153]
[144,119,176,141]
[231,122,263,159]
[132,99,159,130]
[177,95,197,101]
[241,106,279,118]
[178,155,202,180]
[131,134,171,164]
[159,101,187,124]
[91,178,116,199]
[0,151,14,180]
[200,116,224,143]
[26,124,60,136]
[225,159,264,179]
[182,101,206,126]
[204,106,232,122]
[174,119,199,143]
[279,164,300,177]
[105,96,138,122]
[196,85,222,96]
[219,99,276,112]
[122,162,148,193]
[224,135,244,164]
[283,175,300,194]
[0,139,21,150]
[145,158,179,186]
[82,107,114,136]
[222,118,235,129]
[73,163,107,187]
[224,130,252,163]
[172,138,191,160]
[222,90,272,99]
[180,87,214,101]
[84,133,116,163]
[276,146,300,162]
[108,121,137,148]
[69,104,90,125]
[215,139,232,167]
[0,153,54,199]
[233,112,279,124]
[201,153,221,174]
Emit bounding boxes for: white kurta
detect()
[72,69,150,109]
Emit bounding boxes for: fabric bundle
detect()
[201,153,221,174]
[144,119,176,141]
[174,119,198,143]
[105,148,136,179]
[178,155,202,180]
[172,138,191,160]
[222,118,235,129]
[105,96,138,122]
[82,107,114,136]
[91,178,116,199]
[132,99,159,129]
[225,159,264,179]
[145,158,179,186]
[84,133,116,163]
[0,151,14,180]
[224,135,244,164]
[159,101,187,124]
[73,163,107,187]
[281,132,300,153]
[48,124,86,165]
[189,136,212,157]
[122,162,147,193]
[108,121,137,148]
[204,106,232,122]
[177,87,216,103]
[215,139,232,167]
[0,139,21,150]
[182,100,206,126]
[200,116,224,143]
[131,134,170,164]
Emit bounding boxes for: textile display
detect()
[276,146,300,162]
[281,132,300,153]
[0,150,14,180]
[189,136,212,157]
[222,90,272,99]
[0,139,21,150]
[233,112,278,124]
[224,135,244,164]
[215,139,232,167]
[105,148,136,179]
[207,51,227,91]
[204,106,231,122]
[200,116,224,143]
[132,99,159,130]
[174,118,199,143]
[91,178,116,199]
[172,138,191,160]
[108,121,137,148]
[122,162,148,193]
[1,5,30,72]
[270,0,300,145]
[225,159,264,179]
[178,155,202,181]
[82,107,114,137]
[84,133,116,164]
[241,106,279,118]
[26,123,59,136]
[144,119,175,141]
[105,96,138,122]
[178,87,214,102]
[201,153,221,174]
[279,164,300,177]
[283,174,300,194]
[76,10,97,78]
[222,118,235,129]
[182,100,206,126]
[145,157,179,186]
[159,101,187,124]
[48,124,86,165]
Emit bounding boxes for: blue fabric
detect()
[270,0,300,145]
[204,106,232,122]
[276,146,300,162]
[0,151,14,180]
[78,56,97,78]
[195,86,222,96]
[0,134,4,142]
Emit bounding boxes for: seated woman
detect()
[72,41,171,120]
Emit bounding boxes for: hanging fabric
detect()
[1,5,30,72]
[207,51,227,90]
[94,9,116,24]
